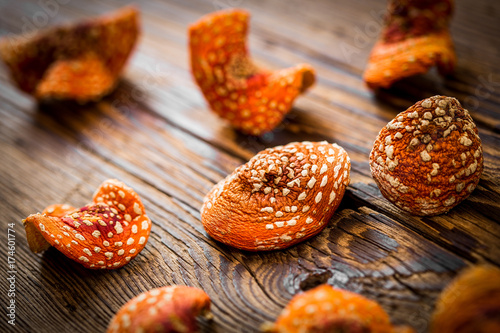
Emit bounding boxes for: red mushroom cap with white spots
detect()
[370,95,483,216]
[23,179,151,269]
[189,9,315,136]
[0,7,139,103]
[106,286,212,333]
[201,141,350,251]
[267,284,415,333]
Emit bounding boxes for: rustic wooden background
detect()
[1,0,499,332]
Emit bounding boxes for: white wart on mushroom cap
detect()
[23,179,151,269]
[370,95,483,216]
[201,141,351,251]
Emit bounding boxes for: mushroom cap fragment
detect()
[363,0,455,89]
[370,96,483,216]
[268,284,414,333]
[431,265,500,333]
[189,9,315,136]
[201,141,350,251]
[107,286,212,333]
[23,179,151,269]
[0,6,139,102]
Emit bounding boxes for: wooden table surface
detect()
[1,0,499,332]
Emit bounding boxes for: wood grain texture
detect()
[0,0,499,332]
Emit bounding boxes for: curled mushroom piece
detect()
[265,284,415,333]
[107,286,212,333]
[0,6,139,103]
[23,179,151,269]
[370,96,483,216]
[363,0,455,89]
[431,265,500,333]
[201,141,350,251]
[189,9,315,136]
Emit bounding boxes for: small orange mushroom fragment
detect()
[363,0,455,89]
[370,96,483,216]
[265,284,415,333]
[107,286,212,333]
[23,179,151,269]
[0,6,139,103]
[189,9,315,136]
[201,141,350,251]
[431,265,500,333]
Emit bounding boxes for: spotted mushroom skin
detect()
[0,6,139,102]
[43,204,77,218]
[370,96,483,216]
[363,0,455,89]
[23,179,151,269]
[189,9,315,136]
[269,284,414,333]
[107,286,211,333]
[431,265,500,333]
[201,141,350,251]
[22,203,79,253]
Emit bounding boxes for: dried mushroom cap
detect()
[0,6,139,102]
[189,9,315,136]
[201,141,350,251]
[363,0,455,89]
[370,96,483,216]
[107,286,212,333]
[23,179,151,269]
[267,284,414,333]
[431,265,500,333]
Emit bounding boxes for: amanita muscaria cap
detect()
[363,0,455,89]
[23,179,151,269]
[370,96,483,216]
[266,284,415,333]
[0,6,139,103]
[431,265,500,333]
[107,286,212,333]
[201,141,350,251]
[189,9,315,136]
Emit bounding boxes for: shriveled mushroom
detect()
[363,0,455,89]
[370,96,483,216]
[201,141,350,251]
[23,179,151,269]
[189,9,315,136]
[431,265,500,333]
[0,6,139,103]
[107,286,212,333]
[264,284,415,333]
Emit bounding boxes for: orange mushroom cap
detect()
[363,0,455,89]
[369,95,483,216]
[23,179,151,269]
[107,286,212,333]
[268,284,414,333]
[42,204,77,218]
[431,265,500,333]
[0,6,139,102]
[201,141,350,251]
[189,9,315,136]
